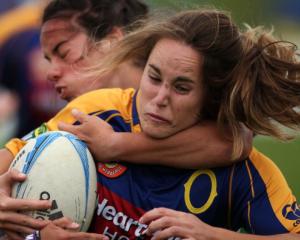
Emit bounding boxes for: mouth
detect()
[146,113,171,124]
[56,87,62,94]
[55,86,67,99]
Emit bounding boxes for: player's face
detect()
[41,18,107,101]
[138,38,204,138]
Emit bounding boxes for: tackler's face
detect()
[138,38,205,139]
[41,18,107,101]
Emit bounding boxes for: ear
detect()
[96,27,125,53]
[107,27,125,42]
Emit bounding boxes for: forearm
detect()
[213,227,299,240]
[112,122,251,169]
[0,148,14,174]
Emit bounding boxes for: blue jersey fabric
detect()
[6,88,300,239]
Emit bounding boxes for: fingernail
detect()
[141,229,148,235]
[72,108,79,115]
[18,173,26,178]
[70,222,80,228]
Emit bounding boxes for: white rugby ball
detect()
[10,131,97,232]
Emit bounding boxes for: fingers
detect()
[40,222,109,240]
[57,121,77,134]
[67,231,109,240]
[1,221,35,235]
[53,217,80,230]
[6,231,24,240]
[6,169,26,183]
[0,170,26,191]
[141,208,193,239]
[146,216,179,236]
[71,109,88,124]
[0,197,51,211]
[140,207,179,224]
[150,226,187,240]
[71,108,108,127]
[58,109,89,136]
[0,211,48,230]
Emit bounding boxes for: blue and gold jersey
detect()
[5,88,300,238]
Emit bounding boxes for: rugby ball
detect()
[10,131,97,232]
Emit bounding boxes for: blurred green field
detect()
[254,136,300,199]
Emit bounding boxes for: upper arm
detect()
[232,150,300,234]
[0,148,15,174]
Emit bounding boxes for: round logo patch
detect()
[97,162,127,178]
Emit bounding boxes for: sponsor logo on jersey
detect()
[97,197,147,238]
[282,201,300,227]
[97,162,127,178]
[184,169,217,214]
[95,197,180,240]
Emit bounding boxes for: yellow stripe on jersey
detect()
[245,160,255,198]
[47,88,135,130]
[249,148,300,233]
[5,88,137,157]
[0,5,41,46]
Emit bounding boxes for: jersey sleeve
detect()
[5,88,135,157]
[230,148,300,234]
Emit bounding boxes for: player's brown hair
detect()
[91,9,300,158]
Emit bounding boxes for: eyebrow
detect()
[149,64,161,75]
[149,64,195,84]
[175,76,195,84]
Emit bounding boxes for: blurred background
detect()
[0,0,299,199]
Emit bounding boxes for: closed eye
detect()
[149,74,161,83]
[174,84,192,94]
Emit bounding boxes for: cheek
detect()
[174,97,201,123]
[139,78,156,103]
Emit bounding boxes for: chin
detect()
[143,127,174,139]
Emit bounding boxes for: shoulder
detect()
[248,148,289,189]
[232,148,300,233]
[47,88,136,127]
[68,88,136,110]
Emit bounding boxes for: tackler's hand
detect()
[58,108,121,162]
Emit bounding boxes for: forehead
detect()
[148,38,202,74]
[40,18,80,45]
[41,18,78,36]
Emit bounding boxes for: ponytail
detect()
[219,26,300,158]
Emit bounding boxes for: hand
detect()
[0,169,51,240]
[140,208,215,240]
[58,109,120,161]
[40,218,108,240]
[50,217,81,231]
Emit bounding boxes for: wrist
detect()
[108,132,126,160]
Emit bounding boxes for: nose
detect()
[46,61,62,82]
[153,86,170,107]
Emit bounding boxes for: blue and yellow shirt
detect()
[5,88,300,238]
